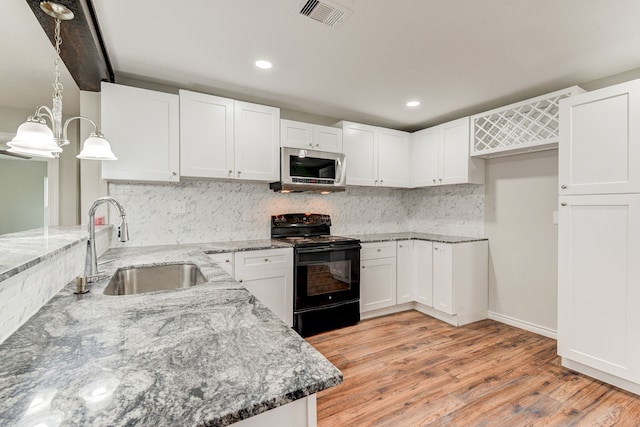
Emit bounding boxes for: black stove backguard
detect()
[271,213,361,337]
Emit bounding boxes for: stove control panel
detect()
[271,213,331,227]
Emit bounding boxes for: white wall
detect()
[484,150,559,336]
[0,158,47,234]
[0,105,78,229]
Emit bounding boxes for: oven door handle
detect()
[296,243,362,254]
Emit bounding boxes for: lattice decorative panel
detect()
[471,86,584,158]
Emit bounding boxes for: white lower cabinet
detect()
[432,243,455,315]
[206,252,234,277]
[396,240,415,304]
[224,248,293,327]
[360,242,397,312]
[413,240,433,307]
[360,239,488,327]
[558,194,640,391]
[429,241,488,323]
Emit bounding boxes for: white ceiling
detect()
[3,1,640,132]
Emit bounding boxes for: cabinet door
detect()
[180,90,234,179]
[234,249,293,326]
[410,127,439,187]
[378,129,410,187]
[314,125,343,153]
[559,80,640,195]
[207,252,234,277]
[234,101,280,182]
[101,83,179,182]
[396,240,415,304]
[360,257,397,312]
[558,194,640,382]
[439,117,470,185]
[281,119,314,149]
[432,242,455,315]
[414,240,433,307]
[342,122,377,186]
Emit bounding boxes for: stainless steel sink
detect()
[103,263,207,296]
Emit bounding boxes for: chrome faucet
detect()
[76,197,129,293]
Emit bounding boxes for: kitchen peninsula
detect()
[0,230,341,427]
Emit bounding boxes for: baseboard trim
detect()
[488,311,557,339]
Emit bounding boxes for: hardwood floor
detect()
[306,311,640,426]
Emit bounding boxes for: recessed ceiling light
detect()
[255,60,272,70]
[406,100,421,107]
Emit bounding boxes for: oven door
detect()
[294,243,360,311]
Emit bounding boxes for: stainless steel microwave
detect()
[270,147,347,193]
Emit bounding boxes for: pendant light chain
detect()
[52,17,64,101]
[51,17,64,143]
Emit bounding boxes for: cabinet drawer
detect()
[236,248,290,268]
[361,242,397,260]
[207,252,234,277]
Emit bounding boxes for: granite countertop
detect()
[346,232,488,244]
[0,225,111,282]
[0,245,341,427]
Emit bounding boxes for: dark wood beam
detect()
[25,0,114,92]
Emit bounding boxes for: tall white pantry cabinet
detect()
[558,78,640,394]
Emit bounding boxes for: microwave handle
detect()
[336,156,347,185]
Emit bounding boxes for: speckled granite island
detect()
[345,231,488,244]
[0,244,341,427]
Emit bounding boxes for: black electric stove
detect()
[271,213,361,337]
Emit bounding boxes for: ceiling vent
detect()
[294,0,353,29]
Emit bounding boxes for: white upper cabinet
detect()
[378,128,410,187]
[559,79,640,195]
[101,83,180,182]
[180,90,234,179]
[411,117,484,187]
[179,91,280,182]
[234,101,280,182]
[341,122,377,186]
[280,119,342,153]
[411,126,439,187]
[340,121,409,187]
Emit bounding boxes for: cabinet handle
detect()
[439,178,442,182]
[239,279,244,283]
[264,258,269,262]
[374,180,378,183]
[399,245,403,248]
[228,170,233,174]
[432,179,436,184]
[309,143,313,147]
[172,171,177,176]
[561,185,567,189]
[377,248,381,252]
[561,202,567,206]
[225,259,230,263]
[315,144,320,147]
[362,266,366,269]
[380,179,384,183]
[434,247,439,251]
[237,171,242,175]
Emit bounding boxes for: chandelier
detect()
[7,1,117,161]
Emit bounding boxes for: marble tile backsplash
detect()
[109,180,484,246]
[404,184,485,238]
